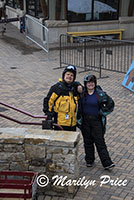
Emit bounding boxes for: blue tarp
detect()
[122,60,134,92]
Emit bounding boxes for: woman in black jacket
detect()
[80,74,115,170]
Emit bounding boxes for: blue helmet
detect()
[62,65,77,81]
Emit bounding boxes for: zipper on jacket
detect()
[70,117,73,127]
[68,98,70,112]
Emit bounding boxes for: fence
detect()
[60,34,134,77]
[25,14,49,53]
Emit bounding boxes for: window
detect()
[93,0,118,21]
[26,0,48,19]
[67,0,119,22]
[6,0,21,9]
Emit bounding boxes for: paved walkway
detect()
[0,24,134,200]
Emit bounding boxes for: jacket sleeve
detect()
[43,84,58,115]
[72,81,84,95]
[73,81,81,87]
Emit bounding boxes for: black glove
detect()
[46,111,54,120]
[42,120,53,130]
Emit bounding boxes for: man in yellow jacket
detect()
[43,65,82,131]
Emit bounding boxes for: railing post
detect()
[84,38,87,71]
[60,34,62,68]
[99,40,103,78]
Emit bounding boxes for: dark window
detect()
[26,0,36,17]
[67,0,119,23]
[26,0,48,19]
[93,0,119,21]
[6,0,20,9]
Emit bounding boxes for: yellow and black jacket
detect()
[43,81,80,127]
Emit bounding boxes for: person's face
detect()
[64,71,74,84]
[86,81,95,90]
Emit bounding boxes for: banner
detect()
[122,60,134,92]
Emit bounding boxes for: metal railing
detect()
[0,101,63,130]
[60,34,134,78]
[0,15,23,35]
[25,14,49,53]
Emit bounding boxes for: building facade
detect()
[1,0,134,44]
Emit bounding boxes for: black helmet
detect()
[62,65,77,81]
[84,74,97,87]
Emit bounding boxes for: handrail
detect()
[25,14,48,31]
[0,101,63,130]
[25,14,49,53]
[0,113,42,125]
[0,102,47,119]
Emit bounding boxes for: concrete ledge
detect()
[0,128,80,147]
[119,16,134,24]
[45,20,68,28]
[68,20,119,27]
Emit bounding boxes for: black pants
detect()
[81,115,113,167]
[62,125,76,131]
[54,125,76,131]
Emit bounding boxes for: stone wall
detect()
[0,128,80,198]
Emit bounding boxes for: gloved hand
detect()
[73,81,83,94]
[46,111,54,120]
[101,102,108,112]
[101,99,114,112]
[77,85,83,93]
[42,120,53,130]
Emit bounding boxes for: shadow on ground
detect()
[0,35,41,55]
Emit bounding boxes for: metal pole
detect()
[60,34,62,68]
[0,113,42,125]
[0,101,47,119]
[84,39,87,71]
[99,40,103,78]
